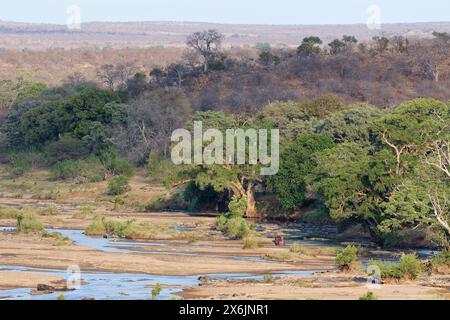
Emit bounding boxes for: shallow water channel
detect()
[0,227,325,300]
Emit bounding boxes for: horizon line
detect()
[1,19,449,27]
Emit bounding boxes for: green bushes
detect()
[368,254,422,280]
[42,230,73,245]
[8,153,33,177]
[51,160,85,180]
[335,245,358,271]
[227,195,247,217]
[146,197,165,212]
[215,195,252,239]
[107,175,130,195]
[85,217,156,240]
[85,216,133,237]
[289,243,307,254]
[44,136,89,165]
[0,206,20,219]
[429,251,450,273]
[151,283,162,300]
[84,216,135,237]
[359,291,377,300]
[98,148,134,177]
[16,211,44,233]
[215,214,251,239]
[242,236,263,249]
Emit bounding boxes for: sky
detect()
[1,0,449,25]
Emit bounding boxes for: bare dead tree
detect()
[97,64,117,90]
[97,62,136,91]
[186,30,224,72]
[428,189,450,235]
[426,140,450,178]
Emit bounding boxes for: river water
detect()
[0,227,325,300]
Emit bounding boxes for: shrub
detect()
[216,214,251,239]
[71,207,94,219]
[98,148,134,177]
[16,212,44,233]
[85,217,163,240]
[107,175,130,195]
[88,175,104,183]
[215,215,228,231]
[263,274,273,283]
[369,254,422,280]
[9,153,32,177]
[359,291,377,300]
[146,197,165,212]
[0,206,20,219]
[42,230,73,245]
[335,245,358,271]
[37,206,59,216]
[289,243,307,254]
[44,136,89,165]
[51,160,85,180]
[107,157,134,177]
[263,252,294,261]
[225,216,250,239]
[57,294,66,300]
[243,236,263,249]
[398,254,422,279]
[84,216,108,235]
[429,251,450,273]
[228,195,247,217]
[151,283,162,300]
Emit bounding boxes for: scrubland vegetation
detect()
[0,28,448,301]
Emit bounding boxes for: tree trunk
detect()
[245,183,257,218]
[433,67,440,82]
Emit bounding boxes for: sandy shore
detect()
[0,233,334,276]
[0,272,65,290]
[181,273,450,300]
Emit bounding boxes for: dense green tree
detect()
[268,134,334,211]
[328,39,346,55]
[167,111,271,218]
[316,104,383,144]
[311,143,398,243]
[7,87,125,150]
[297,36,323,57]
[374,98,449,175]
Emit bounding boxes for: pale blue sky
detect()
[1,0,449,25]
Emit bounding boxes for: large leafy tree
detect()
[374,98,449,175]
[167,111,272,218]
[311,98,449,246]
[311,143,398,243]
[8,87,125,150]
[316,104,383,145]
[269,133,334,211]
[297,36,323,57]
[375,99,450,246]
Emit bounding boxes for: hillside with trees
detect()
[0,29,448,250]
